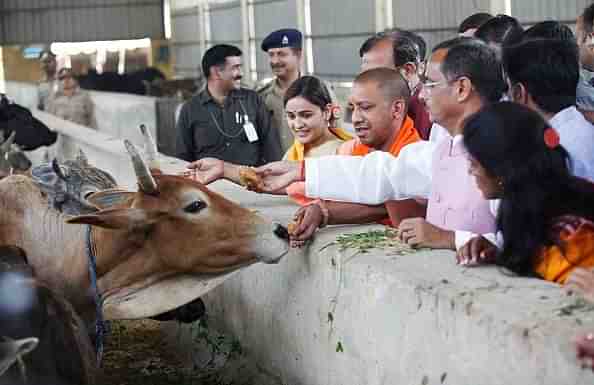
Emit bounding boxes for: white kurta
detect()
[305,139,435,204]
[304,134,503,250]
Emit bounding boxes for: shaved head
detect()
[354,67,410,108]
[349,67,412,150]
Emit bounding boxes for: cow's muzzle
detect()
[273,223,290,241]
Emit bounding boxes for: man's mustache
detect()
[271,64,285,69]
[233,76,242,81]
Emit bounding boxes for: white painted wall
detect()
[29,108,594,385]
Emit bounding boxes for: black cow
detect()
[77,67,166,95]
[0,95,57,151]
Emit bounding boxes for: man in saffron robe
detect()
[287,67,424,243]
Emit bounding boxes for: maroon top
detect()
[408,85,432,140]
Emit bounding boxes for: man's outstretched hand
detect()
[254,161,301,192]
[289,204,323,248]
[183,158,224,184]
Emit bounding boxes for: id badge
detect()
[243,115,259,142]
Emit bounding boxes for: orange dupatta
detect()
[350,116,419,157]
[285,127,352,161]
[534,220,594,284]
[348,116,424,227]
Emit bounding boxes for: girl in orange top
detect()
[461,102,594,283]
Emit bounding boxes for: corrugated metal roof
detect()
[513,0,587,23]
[0,0,165,44]
[168,0,586,81]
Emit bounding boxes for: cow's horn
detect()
[139,124,159,170]
[52,158,68,181]
[124,139,158,194]
[0,131,16,153]
[76,149,89,166]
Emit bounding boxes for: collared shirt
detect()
[577,68,594,112]
[258,77,342,153]
[176,87,282,166]
[46,87,95,128]
[550,106,594,181]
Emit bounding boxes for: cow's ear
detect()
[86,189,135,210]
[66,208,164,230]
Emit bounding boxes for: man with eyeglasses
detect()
[254,37,504,252]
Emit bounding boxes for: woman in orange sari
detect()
[459,102,594,282]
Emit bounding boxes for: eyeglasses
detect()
[420,75,464,93]
[420,79,449,93]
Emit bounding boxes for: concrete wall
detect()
[27,108,594,385]
[4,80,38,109]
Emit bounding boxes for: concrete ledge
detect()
[195,224,594,385]
[31,108,594,385]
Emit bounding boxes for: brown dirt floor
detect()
[100,319,281,385]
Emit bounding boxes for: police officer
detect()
[176,44,282,166]
[258,28,342,152]
[37,50,57,111]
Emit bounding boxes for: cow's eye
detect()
[184,200,207,213]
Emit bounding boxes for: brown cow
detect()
[0,128,289,325]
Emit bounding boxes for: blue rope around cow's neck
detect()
[85,224,107,365]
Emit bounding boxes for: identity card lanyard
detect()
[238,100,259,142]
[207,100,259,142]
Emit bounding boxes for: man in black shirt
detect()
[176,44,282,165]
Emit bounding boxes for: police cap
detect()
[261,28,303,52]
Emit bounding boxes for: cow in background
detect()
[77,67,166,95]
[0,245,96,385]
[0,95,57,151]
[145,77,203,99]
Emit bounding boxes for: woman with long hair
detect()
[459,101,594,282]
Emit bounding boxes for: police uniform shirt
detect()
[175,87,282,166]
[46,88,96,129]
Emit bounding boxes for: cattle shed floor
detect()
[102,319,281,385]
